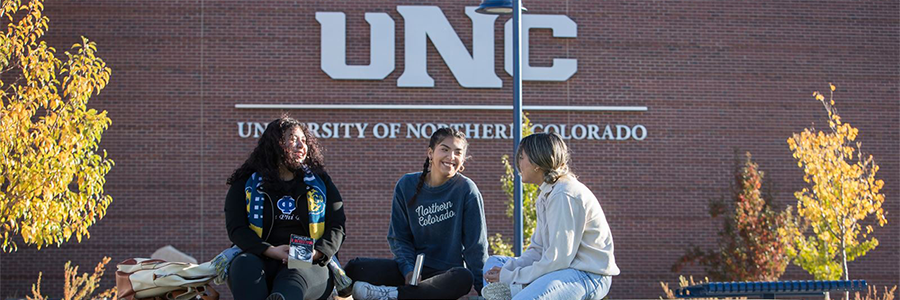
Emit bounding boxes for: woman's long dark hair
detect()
[227,115,325,194]
[408,127,468,208]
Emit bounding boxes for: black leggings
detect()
[344,257,473,300]
[228,252,334,300]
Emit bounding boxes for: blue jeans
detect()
[483,255,611,300]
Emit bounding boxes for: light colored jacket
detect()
[499,175,620,285]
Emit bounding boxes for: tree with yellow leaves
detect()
[0,0,113,252]
[783,84,887,283]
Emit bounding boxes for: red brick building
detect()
[1,0,897,298]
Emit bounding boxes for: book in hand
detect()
[409,254,425,286]
[288,234,314,269]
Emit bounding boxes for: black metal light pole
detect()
[476,0,525,256]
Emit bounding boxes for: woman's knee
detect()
[590,275,611,300]
[343,258,364,279]
[228,253,267,292]
[447,267,474,296]
[230,253,265,275]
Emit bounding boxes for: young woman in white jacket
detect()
[482,132,619,300]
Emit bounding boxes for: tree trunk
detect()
[841,236,849,300]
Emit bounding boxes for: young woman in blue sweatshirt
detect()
[345,127,489,300]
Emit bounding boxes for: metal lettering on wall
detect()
[316,6,577,88]
[238,122,647,141]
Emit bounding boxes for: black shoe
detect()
[337,281,354,298]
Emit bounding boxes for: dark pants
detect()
[229,252,334,300]
[344,257,474,300]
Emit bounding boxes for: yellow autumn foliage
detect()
[0,0,113,252]
[783,84,887,280]
[28,256,116,300]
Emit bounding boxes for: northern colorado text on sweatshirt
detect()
[387,172,489,292]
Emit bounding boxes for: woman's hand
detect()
[264,245,290,263]
[405,271,422,285]
[484,266,501,283]
[312,250,324,263]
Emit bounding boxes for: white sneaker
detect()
[351,281,398,300]
[265,292,285,300]
[481,282,512,300]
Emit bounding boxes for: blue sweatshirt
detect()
[387,172,489,292]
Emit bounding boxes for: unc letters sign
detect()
[316,6,577,88]
[235,6,650,141]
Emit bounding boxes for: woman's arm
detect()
[507,233,544,270]
[500,193,586,285]
[224,180,273,256]
[462,191,489,292]
[387,180,417,277]
[314,173,346,264]
[498,227,544,285]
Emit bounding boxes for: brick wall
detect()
[1,0,897,299]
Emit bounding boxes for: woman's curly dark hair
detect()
[227,115,325,193]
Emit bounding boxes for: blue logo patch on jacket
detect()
[277,196,297,215]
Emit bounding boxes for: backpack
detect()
[115,258,218,300]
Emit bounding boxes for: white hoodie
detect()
[499,175,620,285]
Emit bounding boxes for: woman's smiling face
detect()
[282,126,308,170]
[428,136,466,179]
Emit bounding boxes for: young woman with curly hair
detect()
[224,115,346,300]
